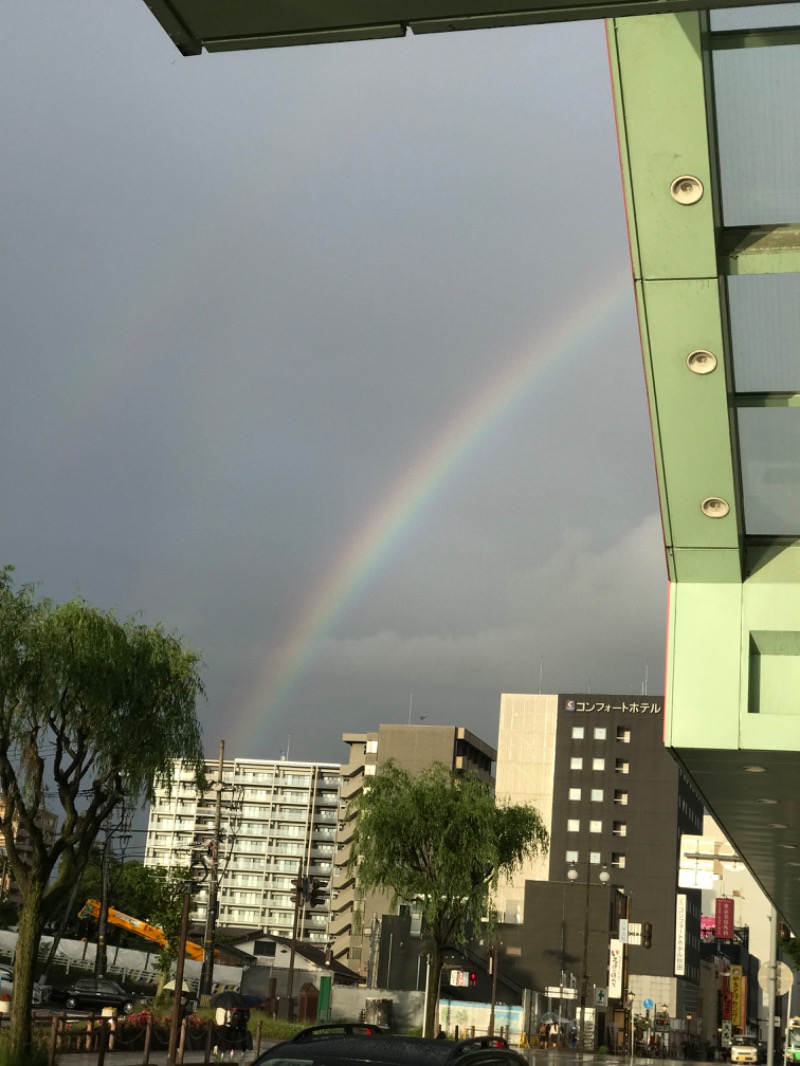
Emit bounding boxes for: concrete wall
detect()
[328,986,425,1033]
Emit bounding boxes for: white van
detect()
[731,1035,760,1064]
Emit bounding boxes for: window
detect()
[566,850,579,863]
[589,820,602,834]
[570,757,583,770]
[364,764,376,776]
[613,821,627,837]
[589,851,602,865]
[592,758,605,771]
[614,789,629,805]
[567,819,580,832]
[591,788,603,802]
[366,740,378,754]
[612,853,627,869]
[615,759,630,775]
[569,787,582,801]
[572,726,585,740]
[617,726,631,743]
[594,727,607,741]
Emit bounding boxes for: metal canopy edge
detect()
[141,0,793,55]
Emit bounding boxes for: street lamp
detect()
[567,861,610,1052]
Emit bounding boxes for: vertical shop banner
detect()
[609,939,623,998]
[716,898,735,940]
[674,894,687,975]
[731,966,742,1028]
[722,974,732,1021]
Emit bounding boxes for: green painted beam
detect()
[720,226,800,276]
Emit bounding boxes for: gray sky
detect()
[0,2,666,767]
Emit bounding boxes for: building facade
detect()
[0,803,59,906]
[330,724,496,973]
[145,757,341,940]
[494,693,704,1023]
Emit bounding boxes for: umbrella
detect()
[164,979,190,992]
[210,990,248,1010]
[540,1013,565,1024]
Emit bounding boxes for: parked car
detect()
[47,978,138,1014]
[253,1024,529,1065]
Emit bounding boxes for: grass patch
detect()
[0,1030,50,1066]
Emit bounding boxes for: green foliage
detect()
[0,1030,49,1066]
[783,939,800,971]
[350,760,548,947]
[77,860,175,932]
[148,868,191,983]
[349,760,548,1035]
[0,565,206,1054]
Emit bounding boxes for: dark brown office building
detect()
[494,693,704,1026]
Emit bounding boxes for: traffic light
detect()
[642,921,653,949]
[308,878,328,907]
[290,877,307,905]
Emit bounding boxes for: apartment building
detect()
[330,723,496,973]
[145,756,341,941]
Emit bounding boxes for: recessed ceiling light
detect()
[743,766,767,773]
[701,497,730,519]
[756,799,778,805]
[769,823,788,830]
[687,349,718,375]
[778,844,797,850]
[788,862,800,867]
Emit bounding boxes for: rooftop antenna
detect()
[643,664,649,696]
[407,693,413,726]
[539,657,543,694]
[286,733,291,761]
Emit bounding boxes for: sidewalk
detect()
[55,1053,258,1066]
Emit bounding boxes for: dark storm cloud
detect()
[0,4,665,765]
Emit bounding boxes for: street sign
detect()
[758,962,793,995]
[643,998,654,1010]
[545,986,577,999]
[619,918,629,944]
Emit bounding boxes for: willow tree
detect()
[349,760,549,1037]
[0,567,205,1056]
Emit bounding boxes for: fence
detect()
[0,1012,265,1065]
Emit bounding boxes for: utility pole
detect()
[489,945,499,1037]
[95,806,131,979]
[199,740,225,998]
[167,882,194,1066]
[94,826,112,978]
[286,865,307,1022]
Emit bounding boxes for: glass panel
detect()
[728,275,800,392]
[711,3,800,31]
[738,408,800,533]
[713,46,800,225]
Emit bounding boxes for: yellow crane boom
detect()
[79,899,206,961]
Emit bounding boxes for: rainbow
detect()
[230,266,636,750]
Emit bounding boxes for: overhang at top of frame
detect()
[141,0,794,55]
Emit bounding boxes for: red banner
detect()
[716,898,735,940]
